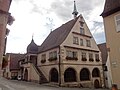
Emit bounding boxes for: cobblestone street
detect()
[0,77,109,90]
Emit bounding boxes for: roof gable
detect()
[101,0,120,17]
[39,16,79,53]
[8,53,25,70]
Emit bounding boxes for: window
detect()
[66,51,78,60]
[80,39,84,46]
[104,66,108,71]
[80,21,84,27]
[86,40,91,47]
[41,54,46,60]
[66,51,77,58]
[89,53,94,61]
[73,37,79,45]
[95,54,100,62]
[48,51,57,61]
[81,52,87,61]
[49,51,57,58]
[115,14,120,32]
[80,27,84,34]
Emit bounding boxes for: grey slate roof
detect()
[101,0,120,17]
[39,16,79,53]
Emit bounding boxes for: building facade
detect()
[3,1,104,88]
[0,0,14,74]
[20,14,103,88]
[101,0,120,89]
[2,53,25,79]
[98,43,108,88]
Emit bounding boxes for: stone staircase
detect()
[31,63,48,84]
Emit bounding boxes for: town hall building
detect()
[3,1,104,88]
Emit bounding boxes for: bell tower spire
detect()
[72,0,78,19]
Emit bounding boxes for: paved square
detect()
[0,77,109,90]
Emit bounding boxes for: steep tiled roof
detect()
[39,16,79,53]
[7,53,25,70]
[98,43,108,64]
[101,0,120,17]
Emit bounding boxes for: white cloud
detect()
[6,0,106,53]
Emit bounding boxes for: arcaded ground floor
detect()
[22,64,103,88]
[0,77,109,90]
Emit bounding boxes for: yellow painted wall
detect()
[103,11,120,89]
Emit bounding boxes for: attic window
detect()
[115,14,120,32]
[80,27,85,34]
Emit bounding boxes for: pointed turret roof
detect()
[27,39,38,54]
[101,0,120,17]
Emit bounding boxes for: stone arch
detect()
[92,68,100,77]
[49,68,58,82]
[24,69,28,81]
[94,79,100,88]
[64,67,77,82]
[80,68,90,81]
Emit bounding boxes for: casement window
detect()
[41,54,46,60]
[95,54,100,62]
[66,51,77,58]
[80,39,84,46]
[81,52,87,61]
[115,14,120,32]
[82,52,86,58]
[49,51,57,58]
[80,27,85,34]
[73,37,79,45]
[89,53,93,59]
[86,40,91,47]
[89,53,94,61]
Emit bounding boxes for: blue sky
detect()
[6,0,106,53]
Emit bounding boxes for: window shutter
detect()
[115,14,120,32]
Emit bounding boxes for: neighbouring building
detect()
[101,0,120,89]
[18,1,104,88]
[98,43,108,88]
[0,0,14,75]
[2,53,25,79]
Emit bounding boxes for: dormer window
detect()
[115,14,120,32]
[80,27,85,34]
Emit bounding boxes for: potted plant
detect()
[41,59,46,63]
[82,58,87,61]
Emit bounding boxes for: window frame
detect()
[114,14,120,32]
[86,40,91,47]
[73,36,79,45]
[80,27,85,34]
[80,38,84,46]
[41,54,46,60]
